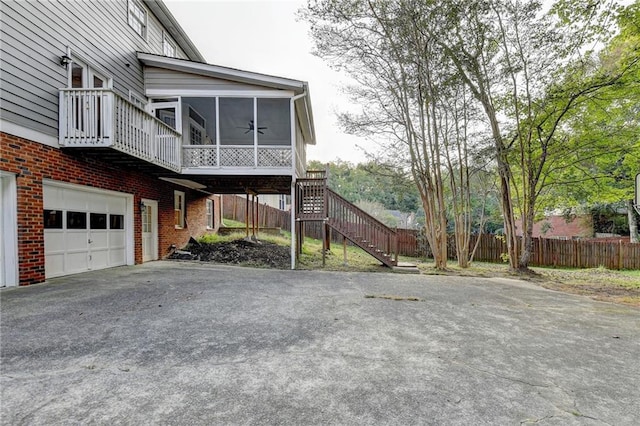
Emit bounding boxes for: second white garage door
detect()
[43,182,133,278]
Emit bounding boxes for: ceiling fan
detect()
[237,120,267,134]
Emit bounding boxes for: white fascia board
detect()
[180,168,295,176]
[0,120,59,147]
[137,52,306,92]
[146,89,295,98]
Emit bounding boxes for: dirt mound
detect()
[169,239,291,269]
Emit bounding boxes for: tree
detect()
[303,0,635,269]
[302,1,486,269]
[539,1,640,243]
[390,0,631,269]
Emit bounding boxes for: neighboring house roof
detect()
[137,52,316,145]
[143,0,206,63]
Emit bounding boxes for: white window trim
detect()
[163,32,176,57]
[67,56,113,89]
[206,199,214,229]
[174,190,185,229]
[128,0,148,39]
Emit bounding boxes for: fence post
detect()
[619,240,623,270]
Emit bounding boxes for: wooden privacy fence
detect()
[222,194,291,231]
[221,195,639,270]
[414,232,640,270]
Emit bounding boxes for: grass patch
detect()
[198,232,246,244]
[415,259,640,306]
[220,218,247,228]
[297,236,390,272]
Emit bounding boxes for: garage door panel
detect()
[45,253,65,277]
[43,186,65,210]
[91,249,110,269]
[110,248,126,265]
[66,191,89,210]
[105,195,126,214]
[66,252,89,273]
[91,232,109,249]
[44,232,65,250]
[109,231,126,247]
[66,231,89,251]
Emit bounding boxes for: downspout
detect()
[290,91,307,270]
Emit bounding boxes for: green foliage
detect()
[536,1,640,210]
[308,159,421,214]
[198,232,245,244]
[590,202,638,235]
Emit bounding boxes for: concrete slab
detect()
[391,262,420,274]
[2,261,639,425]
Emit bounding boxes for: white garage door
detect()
[44,183,132,278]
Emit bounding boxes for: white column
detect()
[290,181,296,270]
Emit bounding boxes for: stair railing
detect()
[326,188,397,266]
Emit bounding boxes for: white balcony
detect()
[59,89,182,172]
[59,89,304,176]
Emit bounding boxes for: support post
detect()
[252,194,257,239]
[290,182,296,270]
[245,194,249,237]
[343,235,348,266]
[253,195,260,239]
[322,222,326,268]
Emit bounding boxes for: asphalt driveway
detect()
[2,261,639,425]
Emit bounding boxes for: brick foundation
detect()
[1,132,219,286]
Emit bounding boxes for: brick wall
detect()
[1,132,220,285]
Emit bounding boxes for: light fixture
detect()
[60,54,72,68]
[140,200,146,212]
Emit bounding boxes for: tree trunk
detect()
[518,200,536,270]
[627,199,639,244]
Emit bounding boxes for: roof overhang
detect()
[138,52,305,92]
[137,52,316,145]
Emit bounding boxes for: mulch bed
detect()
[169,239,291,269]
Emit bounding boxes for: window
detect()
[110,214,125,230]
[142,207,152,233]
[128,0,147,38]
[67,211,87,229]
[278,195,287,210]
[257,98,291,146]
[163,33,176,57]
[206,199,214,229]
[44,210,63,229]
[217,97,291,146]
[174,191,185,228]
[68,57,111,89]
[90,213,107,230]
[182,98,216,145]
[188,106,206,145]
[219,98,254,145]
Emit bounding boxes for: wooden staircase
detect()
[296,171,398,267]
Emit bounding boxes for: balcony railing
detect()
[182,145,293,169]
[59,89,304,176]
[59,89,182,172]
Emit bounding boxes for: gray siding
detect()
[0,0,189,139]
[144,67,276,93]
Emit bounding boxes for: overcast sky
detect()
[164,0,370,164]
